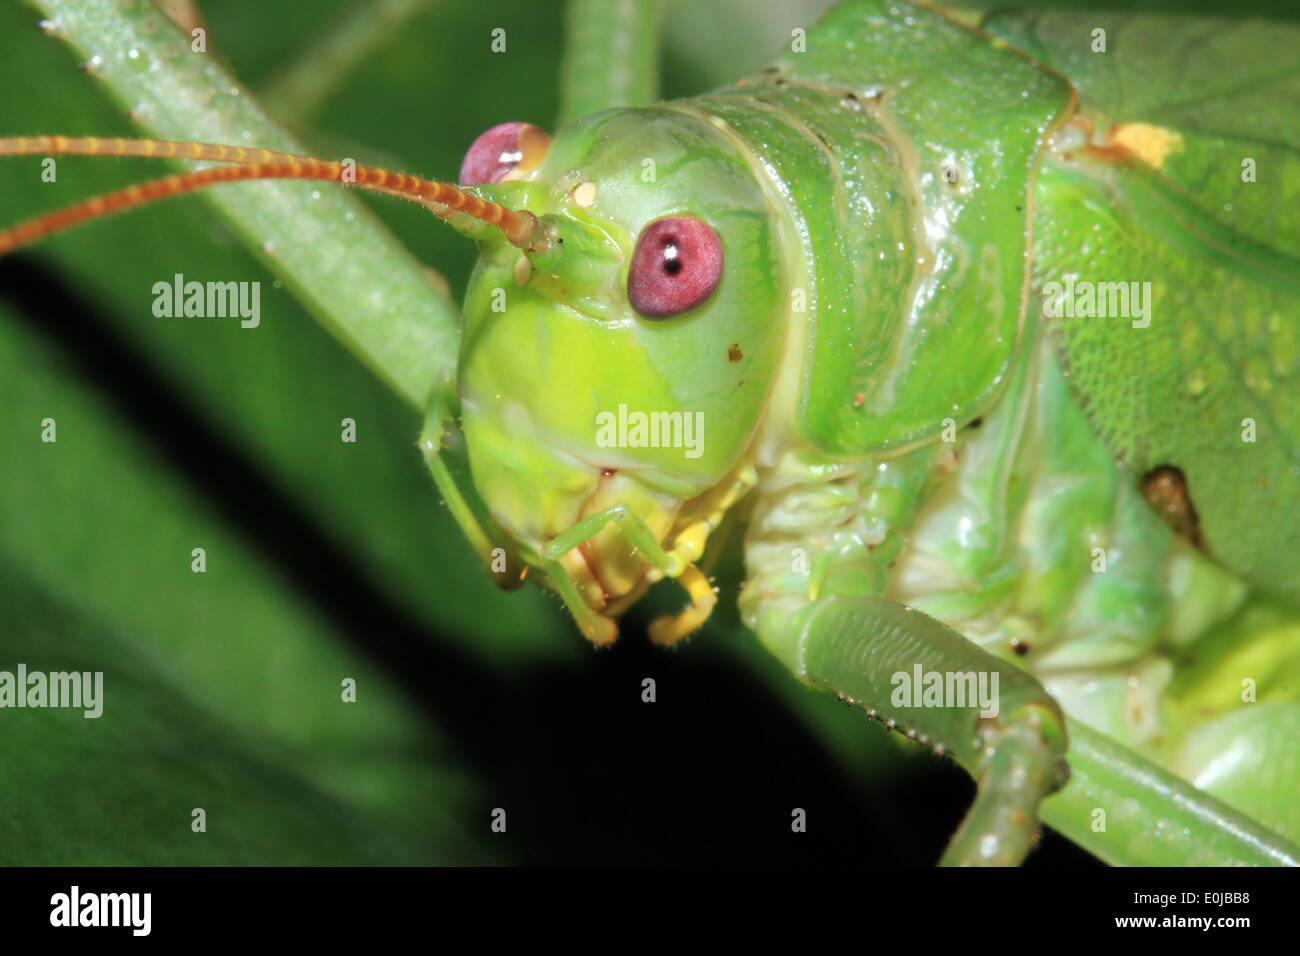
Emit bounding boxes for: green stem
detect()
[27,0,461,412]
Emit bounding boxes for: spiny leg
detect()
[760,595,1070,866]
[544,501,683,573]
[542,556,620,647]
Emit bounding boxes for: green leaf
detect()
[0,295,490,863]
[0,0,574,865]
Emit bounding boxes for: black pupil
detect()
[661,240,683,275]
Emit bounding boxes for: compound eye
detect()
[627,217,723,318]
[458,122,551,185]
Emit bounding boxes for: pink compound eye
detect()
[627,217,723,318]
[458,122,551,185]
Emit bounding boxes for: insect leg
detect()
[542,501,684,574]
[418,393,529,592]
[1035,595,1300,865]
[646,566,718,646]
[761,594,1070,865]
[661,464,756,572]
[558,0,664,126]
[541,502,720,645]
[1039,718,1300,866]
[541,463,756,579]
[541,554,619,647]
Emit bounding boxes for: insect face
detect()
[455,108,791,611]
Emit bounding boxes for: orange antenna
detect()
[0,136,544,256]
[0,135,311,166]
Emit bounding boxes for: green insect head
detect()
[451,109,789,644]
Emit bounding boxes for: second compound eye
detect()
[458,122,551,185]
[627,217,723,318]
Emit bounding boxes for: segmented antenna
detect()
[0,136,543,256]
[0,135,310,165]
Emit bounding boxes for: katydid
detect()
[2,0,1298,866]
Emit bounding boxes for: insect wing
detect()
[985,10,1300,599]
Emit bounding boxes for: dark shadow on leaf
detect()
[0,255,1099,865]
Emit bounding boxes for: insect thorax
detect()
[687,0,1072,457]
[740,325,1247,754]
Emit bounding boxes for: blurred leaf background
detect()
[1,0,1293,865]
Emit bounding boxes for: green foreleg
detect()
[541,501,682,576]
[539,501,717,646]
[419,389,529,592]
[764,595,1070,866]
